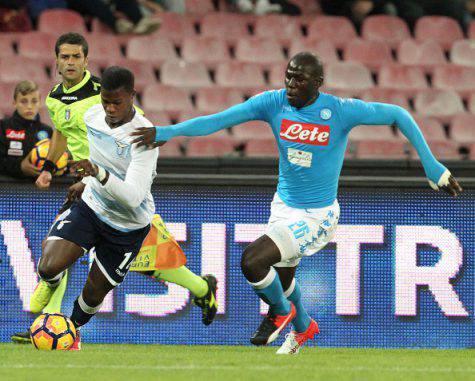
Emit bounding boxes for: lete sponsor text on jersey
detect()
[6,129,25,140]
[279,119,330,146]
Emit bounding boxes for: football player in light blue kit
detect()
[132,52,463,354]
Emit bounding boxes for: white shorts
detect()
[266,193,340,267]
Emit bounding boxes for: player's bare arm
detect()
[35,129,68,189]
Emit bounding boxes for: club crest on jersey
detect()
[115,140,128,156]
[320,108,332,120]
[65,109,71,121]
[280,119,330,146]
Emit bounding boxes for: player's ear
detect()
[84,56,88,68]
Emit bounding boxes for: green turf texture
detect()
[0,343,473,381]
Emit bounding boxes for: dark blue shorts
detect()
[48,200,150,286]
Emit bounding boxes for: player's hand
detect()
[130,127,166,149]
[69,160,98,178]
[35,171,52,189]
[440,175,463,197]
[67,181,86,202]
[20,156,41,177]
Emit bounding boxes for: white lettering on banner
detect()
[395,226,469,317]
[234,224,269,315]
[201,223,227,314]
[331,225,385,315]
[125,223,190,316]
[0,221,38,311]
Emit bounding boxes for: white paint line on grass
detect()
[0,364,474,373]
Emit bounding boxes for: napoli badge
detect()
[320,108,332,120]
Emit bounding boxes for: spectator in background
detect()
[67,0,160,34]
[0,81,52,178]
[0,0,32,31]
[138,0,186,14]
[233,0,300,15]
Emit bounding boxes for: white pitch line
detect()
[0,364,474,373]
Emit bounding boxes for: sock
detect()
[250,267,290,316]
[43,269,68,313]
[285,279,311,333]
[153,266,208,298]
[41,270,65,288]
[70,293,103,328]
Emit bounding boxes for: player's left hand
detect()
[67,181,86,202]
[68,160,98,178]
[440,175,463,197]
[130,127,166,149]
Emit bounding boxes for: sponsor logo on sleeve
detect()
[279,119,330,146]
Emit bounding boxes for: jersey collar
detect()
[62,70,91,94]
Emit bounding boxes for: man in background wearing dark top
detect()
[0,80,52,178]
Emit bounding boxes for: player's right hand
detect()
[130,127,166,149]
[35,171,52,189]
[67,181,86,202]
[440,175,463,197]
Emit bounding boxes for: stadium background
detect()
[0,0,474,351]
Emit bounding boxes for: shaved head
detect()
[285,52,324,108]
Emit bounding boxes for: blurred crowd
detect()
[1,0,474,34]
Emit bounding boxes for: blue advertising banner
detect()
[0,184,473,348]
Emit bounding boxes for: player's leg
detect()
[240,235,296,346]
[275,266,319,355]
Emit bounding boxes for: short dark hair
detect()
[55,33,88,57]
[101,66,135,93]
[290,52,324,79]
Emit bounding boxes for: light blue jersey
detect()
[82,104,158,231]
[154,90,446,209]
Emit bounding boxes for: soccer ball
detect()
[30,313,77,350]
[30,139,69,176]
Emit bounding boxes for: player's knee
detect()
[241,246,263,278]
[37,256,60,280]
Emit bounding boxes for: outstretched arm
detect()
[343,100,462,196]
[131,100,262,147]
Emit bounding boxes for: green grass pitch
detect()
[0,343,473,381]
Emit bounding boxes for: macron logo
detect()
[279,119,330,146]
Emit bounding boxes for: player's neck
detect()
[106,108,135,129]
[62,73,85,90]
[301,92,319,108]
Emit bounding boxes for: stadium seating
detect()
[468,93,475,113]
[269,62,289,88]
[349,125,398,141]
[324,62,374,94]
[185,0,215,14]
[235,38,286,67]
[289,39,338,63]
[360,88,410,109]
[195,88,243,113]
[414,90,465,124]
[17,33,56,63]
[354,140,407,159]
[254,14,303,45]
[200,13,251,42]
[155,13,198,43]
[470,20,475,39]
[215,62,265,89]
[142,85,193,114]
[38,9,87,35]
[410,141,461,159]
[186,137,236,157]
[160,60,212,89]
[450,114,475,143]
[411,117,446,141]
[415,16,464,50]
[244,138,279,157]
[343,39,393,71]
[450,40,475,67]
[432,65,475,96]
[307,16,357,49]
[0,57,49,84]
[361,15,411,48]
[378,65,428,94]
[0,35,15,56]
[397,40,447,72]
[157,140,183,157]
[181,37,231,67]
[142,111,172,126]
[232,121,273,142]
[127,36,177,64]
[87,35,123,62]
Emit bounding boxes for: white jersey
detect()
[81,104,158,232]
